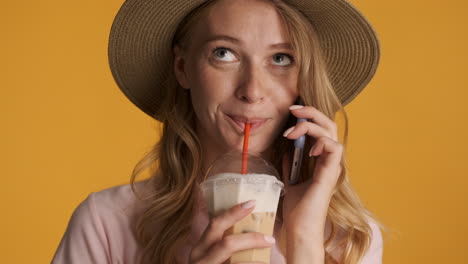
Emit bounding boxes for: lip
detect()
[226,114,269,132]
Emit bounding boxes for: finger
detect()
[283,121,336,141]
[308,138,344,193]
[199,232,275,264]
[310,136,343,159]
[309,137,344,184]
[289,105,337,135]
[309,137,323,157]
[191,200,256,260]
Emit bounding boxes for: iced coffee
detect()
[200,153,284,263]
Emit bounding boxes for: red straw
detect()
[241,123,251,174]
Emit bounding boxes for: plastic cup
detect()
[200,152,284,263]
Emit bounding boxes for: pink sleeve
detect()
[52,193,111,264]
[360,220,384,264]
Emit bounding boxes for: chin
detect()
[217,121,279,154]
[226,137,272,155]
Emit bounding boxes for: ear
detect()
[173,45,190,90]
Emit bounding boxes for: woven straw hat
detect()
[108,0,380,120]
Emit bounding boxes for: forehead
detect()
[194,0,291,45]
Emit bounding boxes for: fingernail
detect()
[283,126,295,137]
[309,146,315,157]
[241,200,256,209]
[264,235,276,243]
[289,105,304,110]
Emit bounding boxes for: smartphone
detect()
[289,98,306,185]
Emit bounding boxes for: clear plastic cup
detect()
[200,151,284,264]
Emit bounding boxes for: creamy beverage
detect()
[200,173,284,264]
[224,211,277,263]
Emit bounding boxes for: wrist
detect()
[287,228,324,248]
[285,220,326,240]
[286,228,325,264]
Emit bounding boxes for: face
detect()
[174,0,299,156]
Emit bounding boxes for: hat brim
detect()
[108,0,380,120]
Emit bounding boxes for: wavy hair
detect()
[130,0,385,263]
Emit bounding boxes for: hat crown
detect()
[108,0,380,120]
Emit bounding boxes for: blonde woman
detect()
[53,0,384,263]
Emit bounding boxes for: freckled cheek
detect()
[195,67,237,100]
[272,73,299,105]
[266,73,298,129]
[189,66,236,121]
[277,68,299,91]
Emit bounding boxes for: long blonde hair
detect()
[130,0,384,263]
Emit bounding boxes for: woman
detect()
[53,0,384,263]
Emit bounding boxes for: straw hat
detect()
[108,0,380,120]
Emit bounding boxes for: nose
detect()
[235,64,268,104]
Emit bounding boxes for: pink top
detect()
[52,181,383,263]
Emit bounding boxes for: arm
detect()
[51,193,110,264]
[286,230,325,264]
[281,105,344,264]
[280,218,383,264]
[276,184,334,264]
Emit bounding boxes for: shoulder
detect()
[52,180,150,263]
[82,180,151,236]
[90,180,148,216]
[69,181,148,226]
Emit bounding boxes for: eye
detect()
[212,47,237,62]
[272,53,294,66]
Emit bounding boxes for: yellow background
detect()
[2,0,467,263]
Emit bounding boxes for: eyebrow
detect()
[204,35,294,50]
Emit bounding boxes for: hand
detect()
[281,105,343,237]
[189,200,276,264]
